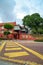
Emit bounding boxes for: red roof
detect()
[0,22,16,27]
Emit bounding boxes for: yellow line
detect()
[6,44,16,45]
[6,45,19,47]
[4,51,29,58]
[6,45,18,46]
[0,56,42,65]
[15,42,43,60]
[0,42,6,52]
[5,47,22,51]
[6,43,18,47]
[6,44,15,45]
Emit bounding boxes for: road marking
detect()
[6,43,19,47]
[4,51,29,58]
[6,44,18,46]
[0,56,42,65]
[6,43,16,45]
[15,42,43,60]
[6,44,16,45]
[5,47,22,51]
[0,42,6,52]
[6,45,19,48]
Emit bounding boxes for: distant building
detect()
[0,22,34,40]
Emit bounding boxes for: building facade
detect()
[0,22,35,40]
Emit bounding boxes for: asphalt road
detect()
[0,40,43,65]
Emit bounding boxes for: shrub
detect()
[4,31,10,35]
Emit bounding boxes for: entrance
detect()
[14,34,17,39]
[14,30,20,39]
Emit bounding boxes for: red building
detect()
[0,22,35,40]
[0,22,16,39]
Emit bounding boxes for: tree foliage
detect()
[4,23,14,29]
[22,13,43,34]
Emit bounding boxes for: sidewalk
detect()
[14,40,43,43]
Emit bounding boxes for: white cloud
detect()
[0,0,43,25]
[14,0,43,18]
[13,0,43,25]
[16,12,27,19]
[0,17,3,23]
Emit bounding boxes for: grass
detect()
[35,40,43,42]
[32,34,43,42]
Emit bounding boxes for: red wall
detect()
[19,33,35,40]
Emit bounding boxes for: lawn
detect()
[32,34,43,42]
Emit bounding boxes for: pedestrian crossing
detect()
[6,42,20,48]
[5,48,22,51]
[4,41,29,58]
[4,52,29,58]
[6,45,20,48]
[0,41,42,65]
[0,42,6,52]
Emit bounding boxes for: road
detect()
[0,40,43,65]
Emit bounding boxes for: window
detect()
[14,26,20,30]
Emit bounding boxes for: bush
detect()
[4,31,10,35]
[35,40,43,42]
[0,38,3,40]
[38,28,43,34]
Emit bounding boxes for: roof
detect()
[0,22,16,27]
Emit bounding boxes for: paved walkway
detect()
[0,40,43,65]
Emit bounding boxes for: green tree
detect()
[22,13,43,34]
[22,15,31,27]
[4,23,14,29]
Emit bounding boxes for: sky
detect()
[0,0,43,25]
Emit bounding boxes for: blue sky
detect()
[0,0,43,25]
